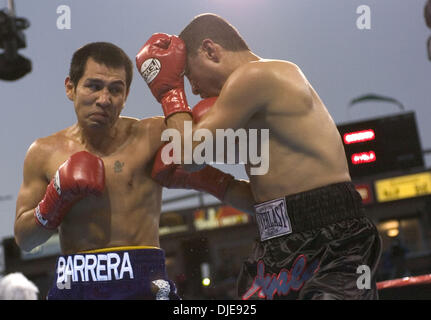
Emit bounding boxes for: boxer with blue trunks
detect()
[47,246,179,300]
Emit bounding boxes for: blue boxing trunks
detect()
[237,182,382,300]
[47,246,180,300]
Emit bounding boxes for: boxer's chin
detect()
[85,113,116,129]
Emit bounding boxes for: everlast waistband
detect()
[254,182,365,241]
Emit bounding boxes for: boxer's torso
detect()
[244,60,351,202]
[36,116,164,254]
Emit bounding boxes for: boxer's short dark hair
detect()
[179,13,249,56]
[69,42,133,91]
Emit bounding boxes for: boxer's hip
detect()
[253,181,366,241]
[47,246,179,300]
[239,182,382,300]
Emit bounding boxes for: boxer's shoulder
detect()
[132,116,166,136]
[220,60,294,110]
[128,116,166,152]
[235,59,305,87]
[25,126,83,170]
[231,59,298,78]
[224,59,300,98]
[27,132,63,160]
[247,60,312,107]
[23,136,59,180]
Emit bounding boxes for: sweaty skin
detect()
[172,48,351,203]
[242,61,351,201]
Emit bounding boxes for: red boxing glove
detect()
[151,145,234,200]
[192,96,218,123]
[136,33,191,118]
[183,165,234,201]
[151,144,180,187]
[34,151,105,229]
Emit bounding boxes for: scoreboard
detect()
[337,112,424,179]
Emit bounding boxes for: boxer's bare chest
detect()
[44,129,152,199]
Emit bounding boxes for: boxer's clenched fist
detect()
[192,96,217,123]
[34,151,105,229]
[136,33,191,118]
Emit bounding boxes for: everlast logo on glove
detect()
[254,198,292,241]
[140,58,161,84]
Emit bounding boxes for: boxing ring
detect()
[377,274,431,299]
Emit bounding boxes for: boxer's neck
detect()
[73,120,124,156]
[228,50,260,65]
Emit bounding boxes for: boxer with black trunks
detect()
[14,42,252,299]
[136,13,382,300]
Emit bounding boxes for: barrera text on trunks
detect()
[161,121,269,175]
[56,252,134,287]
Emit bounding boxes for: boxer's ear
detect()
[65,76,75,101]
[201,39,220,63]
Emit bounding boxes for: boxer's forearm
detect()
[167,113,226,166]
[223,179,255,215]
[166,113,202,165]
[14,209,56,252]
[166,112,191,135]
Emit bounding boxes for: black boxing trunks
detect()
[46,246,180,300]
[238,182,382,300]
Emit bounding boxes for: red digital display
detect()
[351,151,376,164]
[337,112,424,178]
[343,129,375,144]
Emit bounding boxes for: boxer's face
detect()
[66,58,128,129]
[185,44,225,99]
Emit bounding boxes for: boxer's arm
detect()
[143,114,255,213]
[196,63,270,130]
[167,63,273,166]
[222,179,255,215]
[133,116,168,161]
[15,141,56,252]
[132,116,173,182]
